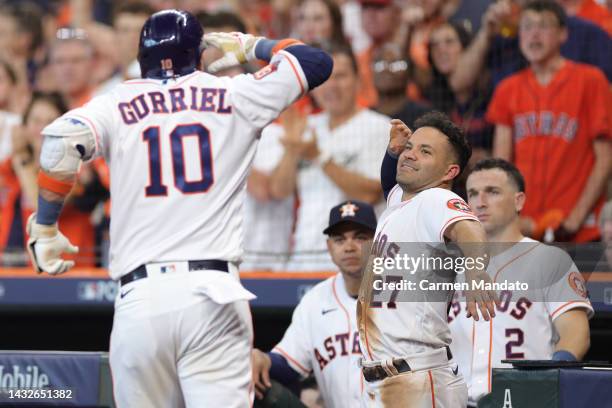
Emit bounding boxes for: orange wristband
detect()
[38,171,74,196]
[272,39,304,54]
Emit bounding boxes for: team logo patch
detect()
[254,61,279,80]
[340,202,359,218]
[447,199,473,214]
[568,272,587,298]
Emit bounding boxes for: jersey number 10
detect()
[142,123,214,196]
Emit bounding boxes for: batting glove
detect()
[203,32,263,73]
[26,213,79,275]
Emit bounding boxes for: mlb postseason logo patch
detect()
[254,61,280,80]
[568,271,587,298]
[446,198,472,214]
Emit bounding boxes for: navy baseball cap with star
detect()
[323,200,377,235]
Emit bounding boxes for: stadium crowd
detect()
[0,0,610,271]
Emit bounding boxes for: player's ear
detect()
[515,191,526,213]
[443,164,461,182]
[559,26,568,44]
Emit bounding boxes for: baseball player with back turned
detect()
[449,158,593,407]
[252,200,378,408]
[25,9,332,408]
[361,112,499,407]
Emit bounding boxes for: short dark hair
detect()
[522,0,567,27]
[414,111,471,176]
[113,1,154,22]
[23,92,69,125]
[472,158,525,192]
[319,41,358,73]
[196,11,247,34]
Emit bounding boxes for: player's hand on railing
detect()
[465,270,498,321]
[388,119,413,157]
[26,213,79,275]
[203,32,263,73]
[251,349,272,399]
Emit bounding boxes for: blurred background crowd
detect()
[0,0,610,272]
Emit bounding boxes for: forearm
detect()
[268,352,301,385]
[555,335,589,360]
[37,171,73,225]
[323,162,382,204]
[448,30,491,94]
[381,150,399,200]
[492,125,513,160]
[554,310,590,360]
[567,142,611,223]
[269,153,300,199]
[247,169,271,202]
[12,157,38,208]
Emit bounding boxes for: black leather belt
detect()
[120,259,229,286]
[362,347,453,382]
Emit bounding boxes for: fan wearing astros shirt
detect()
[487,1,612,243]
[251,200,377,408]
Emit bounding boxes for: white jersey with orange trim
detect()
[448,237,594,405]
[272,273,363,408]
[62,50,308,279]
[359,187,479,362]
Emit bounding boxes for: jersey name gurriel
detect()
[118,87,232,125]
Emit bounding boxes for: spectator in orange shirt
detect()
[558,0,612,35]
[487,1,612,243]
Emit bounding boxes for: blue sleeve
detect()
[254,39,333,90]
[282,44,333,90]
[268,352,301,386]
[37,196,64,225]
[381,151,398,200]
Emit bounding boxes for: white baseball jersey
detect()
[448,237,594,405]
[242,123,294,270]
[359,187,479,362]
[287,109,389,271]
[62,50,308,279]
[272,273,363,408]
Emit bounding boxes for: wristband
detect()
[552,350,577,361]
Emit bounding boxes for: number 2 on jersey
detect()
[142,123,214,196]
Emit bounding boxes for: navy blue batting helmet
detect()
[138,9,203,79]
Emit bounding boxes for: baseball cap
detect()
[359,0,394,7]
[323,200,377,235]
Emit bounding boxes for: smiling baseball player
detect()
[25,9,332,408]
[361,113,498,407]
[252,200,377,408]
